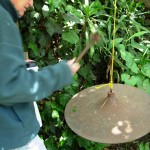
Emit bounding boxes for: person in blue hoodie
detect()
[0,0,80,149]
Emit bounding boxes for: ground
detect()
[105,133,150,150]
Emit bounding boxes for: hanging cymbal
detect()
[65,84,150,144]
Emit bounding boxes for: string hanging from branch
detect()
[95,0,117,91]
[109,0,117,91]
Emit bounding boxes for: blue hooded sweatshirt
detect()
[0,0,72,149]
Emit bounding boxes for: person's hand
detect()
[25,59,35,62]
[67,58,80,75]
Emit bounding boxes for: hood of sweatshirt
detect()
[0,0,19,22]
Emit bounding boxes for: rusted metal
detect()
[65,84,150,144]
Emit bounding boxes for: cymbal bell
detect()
[65,84,150,144]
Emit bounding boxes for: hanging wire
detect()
[109,0,117,91]
[95,0,117,91]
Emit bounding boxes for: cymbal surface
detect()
[65,84,150,144]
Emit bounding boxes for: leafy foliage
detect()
[139,142,150,150]
[20,0,150,149]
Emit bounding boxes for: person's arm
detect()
[0,9,80,106]
[0,43,75,105]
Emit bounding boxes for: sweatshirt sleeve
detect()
[0,43,72,105]
[0,8,73,105]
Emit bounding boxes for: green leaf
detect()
[50,102,63,112]
[129,62,139,74]
[115,57,127,69]
[130,42,147,52]
[90,1,102,11]
[130,20,149,32]
[63,13,81,23]
[107,19,112,38]
[121,73,140,86]
[66,5,83,19]
[89,8,99,16]
[45,137,58,150]
[121,73,130,81]
[125,52,134,66]
[141,62,150,78]
[52,110,59,118]
[42,5,49,17]
[127,31,150,41]
[48,0,64,12]
[45,18,62,36]
[79,65,96,80]
[39,33,48,48]
[118,15,127,23]
[28,42,39,56]
[143,79,150,94]
[62,31,79,44]
[145,142,150,150]
[64,85,77,96]
[77,137,91,149]
[59,93,71,107]
[109,38,124,50]
[90,46,95,57]
[114,38,124,44]
[119,45,139,73]
[72,81,79,88]
[139,142,150,150]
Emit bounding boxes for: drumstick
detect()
[74,33,100,63]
